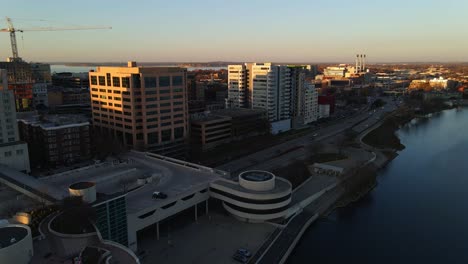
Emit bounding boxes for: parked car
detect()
[236,248,252,257]
[232,253,248,263]
[152,191,167,199]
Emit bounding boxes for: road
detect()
[217,97,400,176]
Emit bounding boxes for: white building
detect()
[319,104,330,119]
[226,65,248,108]
[32,83,48,108]
[303,83,318,124]
[0,69,30,173]
[227,63,294,133]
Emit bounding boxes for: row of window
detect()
[3,149,24,157]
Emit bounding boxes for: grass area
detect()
[362,113,413,150]
[273,152,348,189]
[272,160,310,189]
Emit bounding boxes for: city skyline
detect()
[2,0,468,63]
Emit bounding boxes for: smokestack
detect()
[363,54,366,71]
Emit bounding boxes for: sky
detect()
[1,0,468,63]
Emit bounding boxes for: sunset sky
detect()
[2,0,468,63]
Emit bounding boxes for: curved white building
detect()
[210,170,292,222]
[0,224,33,264]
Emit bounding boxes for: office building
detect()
[32,83,49,108]
[0,69,30,173]
[30,63,52,84]
[190,108,268,151]
[89,62,189,158]
[52,72,89,89]
[17,114,91,170]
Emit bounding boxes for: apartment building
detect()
[17,114,91,170]
[226,64,248,108]
[0,69,30,173]
[303,83,319,124]
[89,62,188,158]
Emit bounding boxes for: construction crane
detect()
[0,16,111,61]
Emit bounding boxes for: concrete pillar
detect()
[205,199,209,215]
[156,222,160,240]
[195,203,198,222]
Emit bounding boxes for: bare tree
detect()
[118,177,133,193]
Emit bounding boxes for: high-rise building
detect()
[227,63,292,122]
[89,61,189,158]
[0,69,30,173]
[226,64,248,108]
[303,83,318,124]
[0,60,34,112]
[227,63,319,133]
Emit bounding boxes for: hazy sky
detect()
[1,0,468,63]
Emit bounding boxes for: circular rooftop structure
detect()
[69,181,97,203]
[69,181,95,190]
[239,171,274,182]
[239,170,276,192]
[0,224,33,264]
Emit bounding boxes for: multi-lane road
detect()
[217,97,400,176]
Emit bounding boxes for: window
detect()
[147,124,158,129]
[4,151,12,157]
[159,89,170,94]
[160,109,171,114]
[91,76,98,85]
[147,117,158,122]
[91,88,98,91]
[161,116,171,120]
[174,127,184,139]
[172,75,183,86]
[144,77,157,88]
[145,91,157,95]
[122,77,130,88]
[174,120,184,124]
[113,77,120,87]
[173,88,183,93]
[173,95,183,99]
[106,73,111,86]
[174,101,183,105]
[148,132,158,144]
[98,76,106,86]
[174,114,183,118]
[114,97,122,101]
[160,96,170,101]
[147,111,158,116]
[132,74,141,88]
[159,76,170,87]
[161,129,171,141]
[147,104,157,109]
[160,103,171,107]
[173,108,183,112]
[146,98,157,102]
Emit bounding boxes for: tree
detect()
[118,176,133,193]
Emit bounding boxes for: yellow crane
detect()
[0,16,111,61]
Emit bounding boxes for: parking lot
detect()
[137,210,276,264]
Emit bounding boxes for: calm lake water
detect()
[289,107,468,264]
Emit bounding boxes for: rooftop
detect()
[17,113,90,130]
[0,225,28,249]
